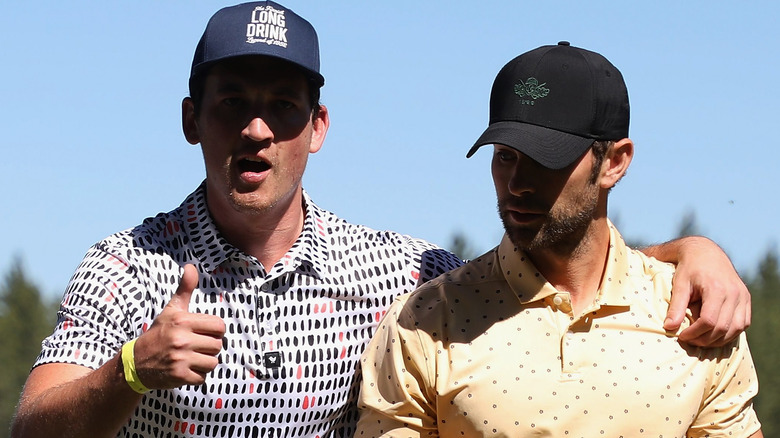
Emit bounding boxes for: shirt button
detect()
[553,295,564,306]
[260,283,269,292]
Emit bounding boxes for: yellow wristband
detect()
[121,339,150,394]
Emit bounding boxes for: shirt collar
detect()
[180,183,328,279]
[497,219,633,308]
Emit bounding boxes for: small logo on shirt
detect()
[263,351,282,368]
[514,77,549,106]
[246,5,288,48]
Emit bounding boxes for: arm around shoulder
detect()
[639,235,751,346]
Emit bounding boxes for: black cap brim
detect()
[466,121,595,170]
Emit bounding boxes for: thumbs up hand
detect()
[132,264,226,389]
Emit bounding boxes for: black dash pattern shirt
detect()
[35,184,463,437]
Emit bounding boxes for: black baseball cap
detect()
[190,1,324,86]
[467,41,629,169]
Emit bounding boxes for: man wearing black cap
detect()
[11,4,754,437]
[357,42,762,437]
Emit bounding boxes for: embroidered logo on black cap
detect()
[246,5,288,48]
[514,77,549,105]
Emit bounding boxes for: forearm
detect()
[638,235,715,265]
[12,355,143,438]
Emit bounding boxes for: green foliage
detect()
[745,248,780,436]
[448,231,481,261]
[0,257,57,437]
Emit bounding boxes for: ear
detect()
[308,104,329,154]
[600,138,633,189]
[182,97,200,145]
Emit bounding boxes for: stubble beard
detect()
[499,185,600,257]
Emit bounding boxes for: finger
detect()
[190,354,220,375]
[190,314,227,338]
[716,291,749,345]
[678,319,712,346]
[167,264,199,312]
[664,278,692,331]
[679,300,734,347]
[190,332,225,356]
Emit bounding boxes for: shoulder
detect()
[308,198,464,279]
[399,248,500,315]
[92,207,181,262]
[625,247,676,296]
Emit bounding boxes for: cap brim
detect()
[191,54,325,87]
[466,121,595,170]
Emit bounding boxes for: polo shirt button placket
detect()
[256,280,282,377]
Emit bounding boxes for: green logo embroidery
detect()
[514,78,549,100]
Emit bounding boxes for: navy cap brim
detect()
[191,53,325,87]
[466,121,595,170]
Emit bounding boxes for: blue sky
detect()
[2,1,778,298]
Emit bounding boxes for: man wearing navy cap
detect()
[357,42,762,437]
[11,4,754,437]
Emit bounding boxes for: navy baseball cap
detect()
[190,1,324,86]
[467,42,629,169]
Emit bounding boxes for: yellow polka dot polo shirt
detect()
[357,221,761,437]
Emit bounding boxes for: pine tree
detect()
[745,247,780,436]
[0,257,57,436]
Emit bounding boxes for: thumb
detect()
[167,264,199,312]
[664,277,691,331]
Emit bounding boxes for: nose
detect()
[507,157,537,196]
[242,117,273,142]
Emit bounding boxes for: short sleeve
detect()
[687,333,761,437]
[35,244,147,370]
[356,296,439,437]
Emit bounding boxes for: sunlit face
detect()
[491,144,601,254]
[183,56,326,220]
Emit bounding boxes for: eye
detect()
[495,148,517,163]
[222,97,244,107]
[274,99,296,110]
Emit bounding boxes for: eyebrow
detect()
[214,79,305,100]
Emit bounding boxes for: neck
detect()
[208,189,306,270]
[527,217,611,316]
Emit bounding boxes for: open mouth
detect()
[238,158,271,174]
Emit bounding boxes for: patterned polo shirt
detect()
[357,221,761,437]
[35,183,463,438]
